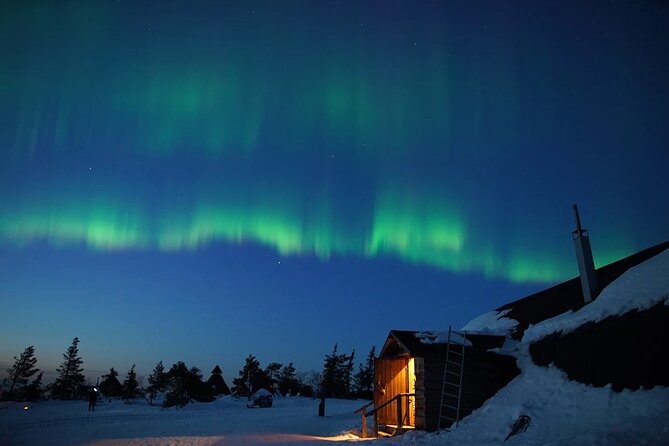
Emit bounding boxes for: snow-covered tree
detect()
[50,337,85,400]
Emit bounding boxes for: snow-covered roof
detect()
[466,241,669,339]
[523,247,669,343]
[460,309,518,335]
[416,330,473,347]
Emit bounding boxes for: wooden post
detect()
[396,395,403,431]
[361,407,367,438]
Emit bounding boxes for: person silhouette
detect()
[88,388,97,411]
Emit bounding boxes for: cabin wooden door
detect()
[374,357,414,427]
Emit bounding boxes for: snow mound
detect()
[253,388,272,397]
[405,342,669,446]
[524,248,669,343]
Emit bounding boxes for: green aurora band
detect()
[0,172,632,284]
[0,1,645,285]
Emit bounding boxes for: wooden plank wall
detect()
[374,357,410,426]
[414,358,427,430]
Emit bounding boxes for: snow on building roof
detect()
[491,241,668,339]
[460,309,518,335]
[416,330,473,347]
[523,247,669,343]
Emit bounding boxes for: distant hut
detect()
[207,365,231,396]
[99,373,122,398]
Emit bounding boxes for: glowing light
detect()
[0,2,644,286]
[0,178,579,283]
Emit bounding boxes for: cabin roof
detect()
[498,241,669,338]
[380,330,506,359]
[211,365,223,374]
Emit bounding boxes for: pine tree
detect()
[3,345,40,401]
[233,354,270,396]
[322,344,356,398]
[164,361,190,407]
[147,360,168,405]
[163,361,212,407]
[264,362,282,394]
[277,362,298,396]
[343,349,355,397]
[23,372,44,402]
[102,367,119,380]
[51,337,85,400]
[122,364,139,403]
[322,344,339,397]
[354,346,375,399]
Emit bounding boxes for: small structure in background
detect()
[246,388,272,408]
[99,374,122,398]
[207,365,231,396]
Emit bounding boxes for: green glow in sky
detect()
[0,178,578,283]
[1,0,659,287]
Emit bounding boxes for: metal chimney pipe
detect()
[572,205,599,304]
[573,204,583,235]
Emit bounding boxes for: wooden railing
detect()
[354,393,415,438]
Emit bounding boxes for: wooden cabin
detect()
[372,241,669,435]
[374,330,519,433]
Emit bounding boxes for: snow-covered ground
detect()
[3,249,667,445]
[0,396,370,445]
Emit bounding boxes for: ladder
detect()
[438,326,467,430]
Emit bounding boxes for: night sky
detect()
[2,1,668,379]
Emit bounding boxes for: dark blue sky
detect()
[1,0,668,379]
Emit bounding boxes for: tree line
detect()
[2,337,376,406]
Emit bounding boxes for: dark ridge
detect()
[497,241,669,339]
[529,302,669,391]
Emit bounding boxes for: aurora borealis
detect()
[2,1,668,376]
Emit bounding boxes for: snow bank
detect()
[523,248,669,343]
[398,342,669,446]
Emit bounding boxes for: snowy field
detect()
[2,378,668,446]
[0,396,369,445]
